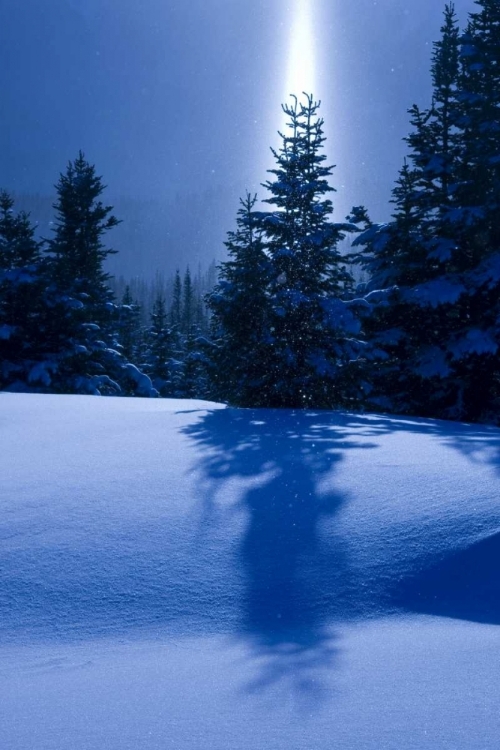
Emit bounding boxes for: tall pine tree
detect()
[210,95,361,408]
[43,153,155,396]
[256,95,361,408]
[208,193,271,404]
[353,2,500,423]
[0,191,45,389]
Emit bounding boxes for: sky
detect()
[0,0,477,276]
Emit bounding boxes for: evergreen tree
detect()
[182,266,196,334]
[456,0,500,227]
[179,330,211,399]
[209,95,361,408]
[0,191,45,389]
[208,193,271,404]
[41,153,155,396]
[406,3,461,226]
[0,191,41,269]
[447,0,500,421]
[354,2,500,423]
[116,286,142,363]
[257,95,361,408]
[145,293,172,394]
[48,151,119,301]
[350,163,446,414]
[170,269,182,329]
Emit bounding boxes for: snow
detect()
[472,252,500,289]
[62,296,84,310]
[415,345,451,378]
[423,153,446,174]
[373,327,404,346]
[122,362,158,397]
[444,205,486,226]
[364,287,397,305]
[460,44,477,58]
[1,393,499,749]
[427,237,456,262]
[352,222,390,248]
[0,323,14,340]
[1,268,36,284]
[27,360,57,386]
[404,277,465,307]
[320,296,361,333]
[449,328,498,358]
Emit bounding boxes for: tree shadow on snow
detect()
[182,406,500,689]
[340,412,500,475]
[342,413,500,625]
[392,530,500,624]
[3,405,497,656]
[181,407,379,701]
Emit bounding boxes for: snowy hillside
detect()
[1,393,499,749]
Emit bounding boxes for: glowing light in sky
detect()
[258,0,323,180]
[284,0,318,101]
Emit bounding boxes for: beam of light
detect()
[284,0,318,103]
[257,0,323,185]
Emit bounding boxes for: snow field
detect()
[0,393,499,749]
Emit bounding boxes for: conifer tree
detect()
[406,3,461,226]
[170,269,182,329]
[42,153,155,396]
[0,191,45,389]
[48,152,119,301]
[447,0,500,420]
[209,95,361,408]
[145,293,172,394]
[208,193,271,404]
[116,286,142,363]
[257,95,361,408]
[0,191,41,269]
[354,2,500,422]
[350,163,445,413]
[182,267,196,334]
[457,0,500,226]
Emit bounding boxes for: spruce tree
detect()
[170,269,182,329]
[350,163,445,414]
[208,193,271,404]
[145,293,172,395]
[0,191,44,389]
[457,0,500,225]
[406,3,461,226]
[447,0,500,421]
[43,153,155,396]
[257,94,361,408]
[209,95,361,408]
[116,286,142,363]
[0,191,41,269]
[354,2,500,423]
[182,267,196,334]
[48,152,119,301]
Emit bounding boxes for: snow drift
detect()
[0,393,499,749]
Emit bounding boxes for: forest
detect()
[1,1,499,425]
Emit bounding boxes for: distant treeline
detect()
[109,264,217,328]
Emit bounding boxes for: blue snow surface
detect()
[0,393,499,750]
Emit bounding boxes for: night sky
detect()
[0,0,476,275]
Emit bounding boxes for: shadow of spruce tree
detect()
[181,407,380,700]
[182,405,500,696]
